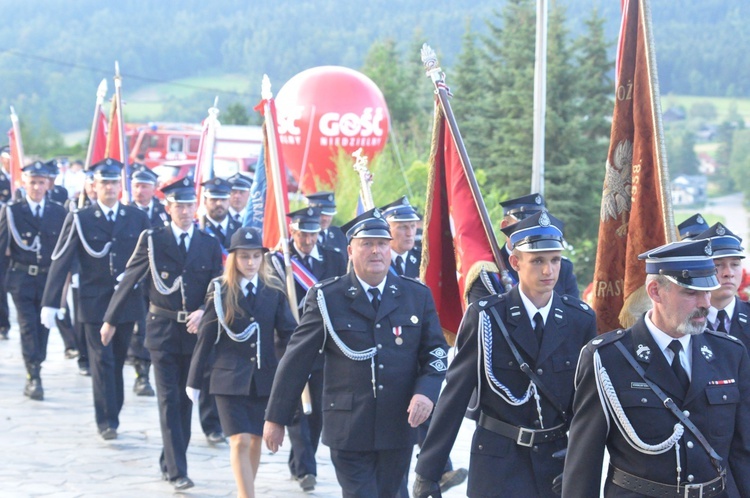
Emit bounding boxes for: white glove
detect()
[71,273,80,288]
[41,307,61,330]
[186,387,200,405]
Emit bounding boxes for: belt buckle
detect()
[516,427,535,447]
[176,311,189,323]
[683,483,703,498]
[28,265,38,276]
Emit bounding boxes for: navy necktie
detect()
[533,312,544,346]
[245,281,255,307]
[668,340,690,393]
[368,288,381,312]
[35,205,41,219]
[716,309,728,333]
[179,232,188,257]
[395,256,405,276]
[107,210,115,224]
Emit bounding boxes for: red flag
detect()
[591,0,672,333]
[105,97,121,162]
[90,108,108,166]
[193,117,212,202]
[421,103,497,344]
[7,127,23,192]
[255,98,290,249]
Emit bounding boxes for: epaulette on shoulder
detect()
[704,328,746,348]
[399,275,428,288]
[560,295,594,316]
[313,275,341,290]
[472,293,504,311]
[588,328,628,349]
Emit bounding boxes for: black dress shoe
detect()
[172,476,194,490]
[24,378,44,401]
[79,366,91,377]
[100,427,117,440]
[439,468,468,492]
[298,474,316,492]
[206,431,226,445]
[64,348,79,360]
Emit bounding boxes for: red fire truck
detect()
[125,123,263,175]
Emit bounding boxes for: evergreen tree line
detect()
[353,0,611,288]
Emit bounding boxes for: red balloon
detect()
[275,66,390,194]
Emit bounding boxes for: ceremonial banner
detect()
[7,128,23,192]
[244,143,266,229]
[104,96,122,163]
[90,108,108,166]
[193,104,220,203]
[255,97,290,249]
[421,102,497,344]
[591,0,673,333]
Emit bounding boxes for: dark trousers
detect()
[83,321,133,432]
[71,285,89,368]
[288,366,324,477]
[398,419,453,496]
[0,263,10,330]
[9,277,49,364]
[330,447,413,498]
[150,349,193,480]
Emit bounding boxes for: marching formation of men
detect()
[1,147,749,498]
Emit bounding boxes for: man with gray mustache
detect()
[562,239,750,497]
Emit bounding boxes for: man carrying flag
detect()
[266,206,346,492]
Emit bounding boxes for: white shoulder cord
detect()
[480,269,495,294]
[50,214,79,261]
[73,212,111,258]
[593,349,685,486]
[479,309,545,426]
[147,233,183,295]
[4,205,41,253]
[316,287,379,398]
[211,280,261,366]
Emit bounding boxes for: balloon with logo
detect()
[275,66,390,194]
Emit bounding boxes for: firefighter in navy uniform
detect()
[306,191,348,258]
[100,177,223,491]
[264,208,448,497]
[694,223,750,351]
[126,164,168,397]
[0,161,66,399]
[414,211,597,498]
[227,173,252,225]
[467,194,579,304]
[380,196,422,279]
[41,158,150,439]
[562,239,750,497]
[0,145,14,340]
[201,177,240,249]
[266,206,347,492]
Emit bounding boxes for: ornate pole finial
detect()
[96,78,108,100]
[421,44,443,84]
[261,74,273,100]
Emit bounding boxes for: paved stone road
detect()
[0,321,470,497]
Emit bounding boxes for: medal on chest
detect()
[393,325,403,345]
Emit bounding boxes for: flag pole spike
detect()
[96,79,108,103]
[421,43,511,291]
[352,148,374,210]
[261,74,272,100]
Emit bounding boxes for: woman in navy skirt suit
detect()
[188,227,296,498]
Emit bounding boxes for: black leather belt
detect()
[478,411,566,447]
[149,304,189,323]
[611,466,725,498]
[11,262,49,276]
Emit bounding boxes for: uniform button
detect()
[641,398,647,404]
[508,361,514,367]
[687,441,694,449]
[536,369,543,375]
[722,394,728,401]
[250,317,255,322]
[250,357,255,362]
[478,445,483,451]
[330,403,335,407]
[687,475,694,482]
[683,410,690,417]
[251,343,256,348]
[377,344,383,349]
[565,361,571,367]
[375,324,381,329]
[378,364,384,370]
[377,385,383,391]
[532,445,539,452]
